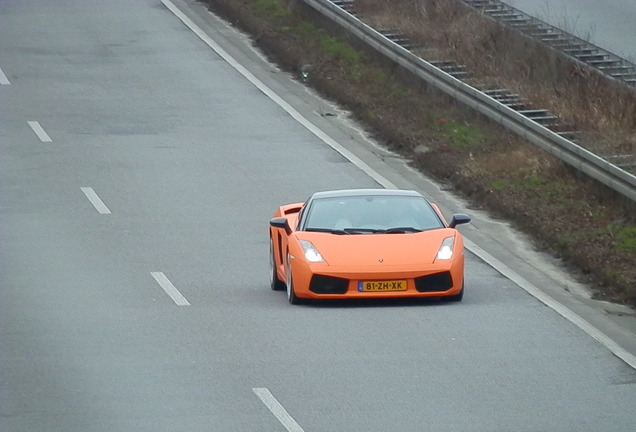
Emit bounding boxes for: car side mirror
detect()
[270,217,292,235]
[449,213,471,228]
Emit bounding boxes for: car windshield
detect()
[303,195,444,233]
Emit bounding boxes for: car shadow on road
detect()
[298,297,462,309]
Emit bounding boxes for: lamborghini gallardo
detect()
[269,189,471,304]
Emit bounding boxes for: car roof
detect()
[310,188,423,200]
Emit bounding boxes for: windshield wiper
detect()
[342,228,386,234]
[305,227,420,235]
[384,227,423,234]
[305,228,350,235]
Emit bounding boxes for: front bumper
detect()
[291,259,464,300]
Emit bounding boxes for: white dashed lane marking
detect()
[0,67,9,85]
[150,272,191,306]
[27,121,52,142]
[253,388,305,432]
[81,187,112,215]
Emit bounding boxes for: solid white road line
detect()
[80,187,112,215]
[253,388,305,432]
[162,0,636,370]
[150,272,191,306]
[27,121,52,142]
[464,239,636,370]
[0,67,10,85]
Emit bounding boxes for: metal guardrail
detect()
[301,0,636,203]
[462,0,636,87]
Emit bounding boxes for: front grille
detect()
[414,272,453,292]
[309,275,349,294]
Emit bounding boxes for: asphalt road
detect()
[506,0,636,61]
[1,0,635,431]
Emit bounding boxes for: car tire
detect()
[287,277,302,305]
[285,256,303,305]
[447,282,464,302]
[269,238,286,291]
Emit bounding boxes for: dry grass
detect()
[357,0,636,157]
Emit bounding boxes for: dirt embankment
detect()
[202,0,636,306]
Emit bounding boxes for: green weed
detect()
[490,180,508,191]
[439,120,485,148]
[490,173,543,191]
[607,225,636,253]
[295,21,319,38]
[320,36,363,65]
[369,69,389,84]
[520,173,544,188]
[251,0,292,21]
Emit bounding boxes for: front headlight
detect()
[435,237,455,261]
[300,240,325,263]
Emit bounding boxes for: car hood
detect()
[295,229,457,266]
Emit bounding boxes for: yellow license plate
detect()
[358,280,407,292]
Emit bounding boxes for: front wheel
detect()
[447,282,464,302]
[286,257,303,305]
[269,238,286,291]
[287,277,302,305]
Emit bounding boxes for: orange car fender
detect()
[449,233,466,287]
[285,238,316,297]
[270,206,302,280]
[269,227,286,281]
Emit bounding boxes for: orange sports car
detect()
[269,189,471,304]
